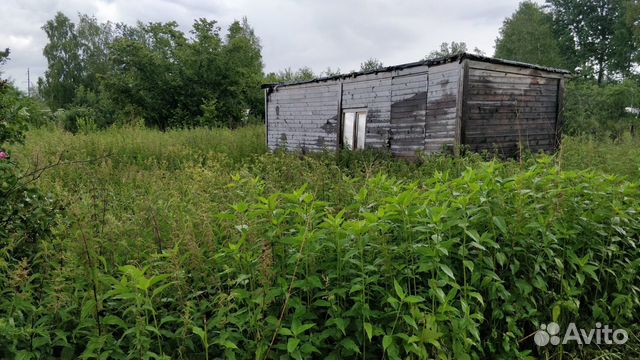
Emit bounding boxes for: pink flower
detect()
[0,151,8,160]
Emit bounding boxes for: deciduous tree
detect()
[39,12,82,109]
[494,1,569,68]
[360,58,384,71]
[546,0,638,83]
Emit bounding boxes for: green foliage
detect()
[0,68,61,360]
[494,1,569,68]
[0,48,9,86]
[0,89,29,145]
[39,12,83,109]
[321,67,342,77]
[425,41,469,60]
[39,13,264,129]
[563,79,640,136]
[425,42,485,60]
[3,126,640,359]
[360,58,384,72]
[546,0,639,83]
[559,132,640,179]
[264,66,316,83]
[57,106,99,133]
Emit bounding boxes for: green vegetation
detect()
[545,0,638,83]
[563,79,640,136]
[494,1,569,69]
[359,58,385,72]
[39,13,264,130]
[559,133,640,179]
[0,126,638,359]
[424,41,485,60]
[28,4,638,136]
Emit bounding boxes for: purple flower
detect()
[0,151,8,160]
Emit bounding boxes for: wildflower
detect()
[0,151,8,160]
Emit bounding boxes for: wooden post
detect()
[554,78,565,151]
[454,59,469,156]
[264,88,269,149]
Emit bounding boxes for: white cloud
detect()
[1,0,538,91]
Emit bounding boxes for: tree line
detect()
[38,13,264,130]
[495,0,639,83]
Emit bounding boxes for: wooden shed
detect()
[262,53,570,157]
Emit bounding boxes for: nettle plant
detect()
[194,160,639,360]
[1,109,639,359]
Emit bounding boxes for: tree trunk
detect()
[597,58,604,85]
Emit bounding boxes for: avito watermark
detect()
[534,322,628,346]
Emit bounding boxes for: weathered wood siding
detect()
[389,66,429,156]
[265,56,565,157]
[462,60,562,156]
[267,82,340,151]
[266,67,434,155]
[341,71,394,150]
[425,62,460,153]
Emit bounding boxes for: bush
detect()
[57,106,99,133]
[563,79,640,137]
[0,81,61,359]
[198,159,639,360]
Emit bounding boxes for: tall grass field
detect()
[2,125,639,359]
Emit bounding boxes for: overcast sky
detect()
[2,0,541,91]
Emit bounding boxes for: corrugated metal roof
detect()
[261,52,571,89]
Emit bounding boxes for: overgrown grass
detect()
[559,132,640,179]
[2,126,639,360]
[22,124,267,168]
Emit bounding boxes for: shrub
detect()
[57,106,99,133]
[0,81,60,359]
[564,79,640,137]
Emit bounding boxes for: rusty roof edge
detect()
[261,53,571,89]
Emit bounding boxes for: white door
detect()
[342,112,355,150]
[342,111,367,150]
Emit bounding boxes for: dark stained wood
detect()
[467,60,566,79]
[462,64,560,155]
[265,56,566,157]
[389,67,429,155]
[264,88,269,148]
[454,59,468,155]
[554,78,565,151]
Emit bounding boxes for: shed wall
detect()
[425,62,460,153]
[341,71,394,150]
[265,58,565,157]
[267,82,340,151]
[389,66,429,156]
[462,60,561,156]
[267,67,435,155]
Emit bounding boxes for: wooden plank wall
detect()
[340,72,394,150]
[267,82,340,151]
[424,62,460,153]
[389,67,429,157]
[267,59,565,157]
[463,60,561,156]
[267,68,431,155]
